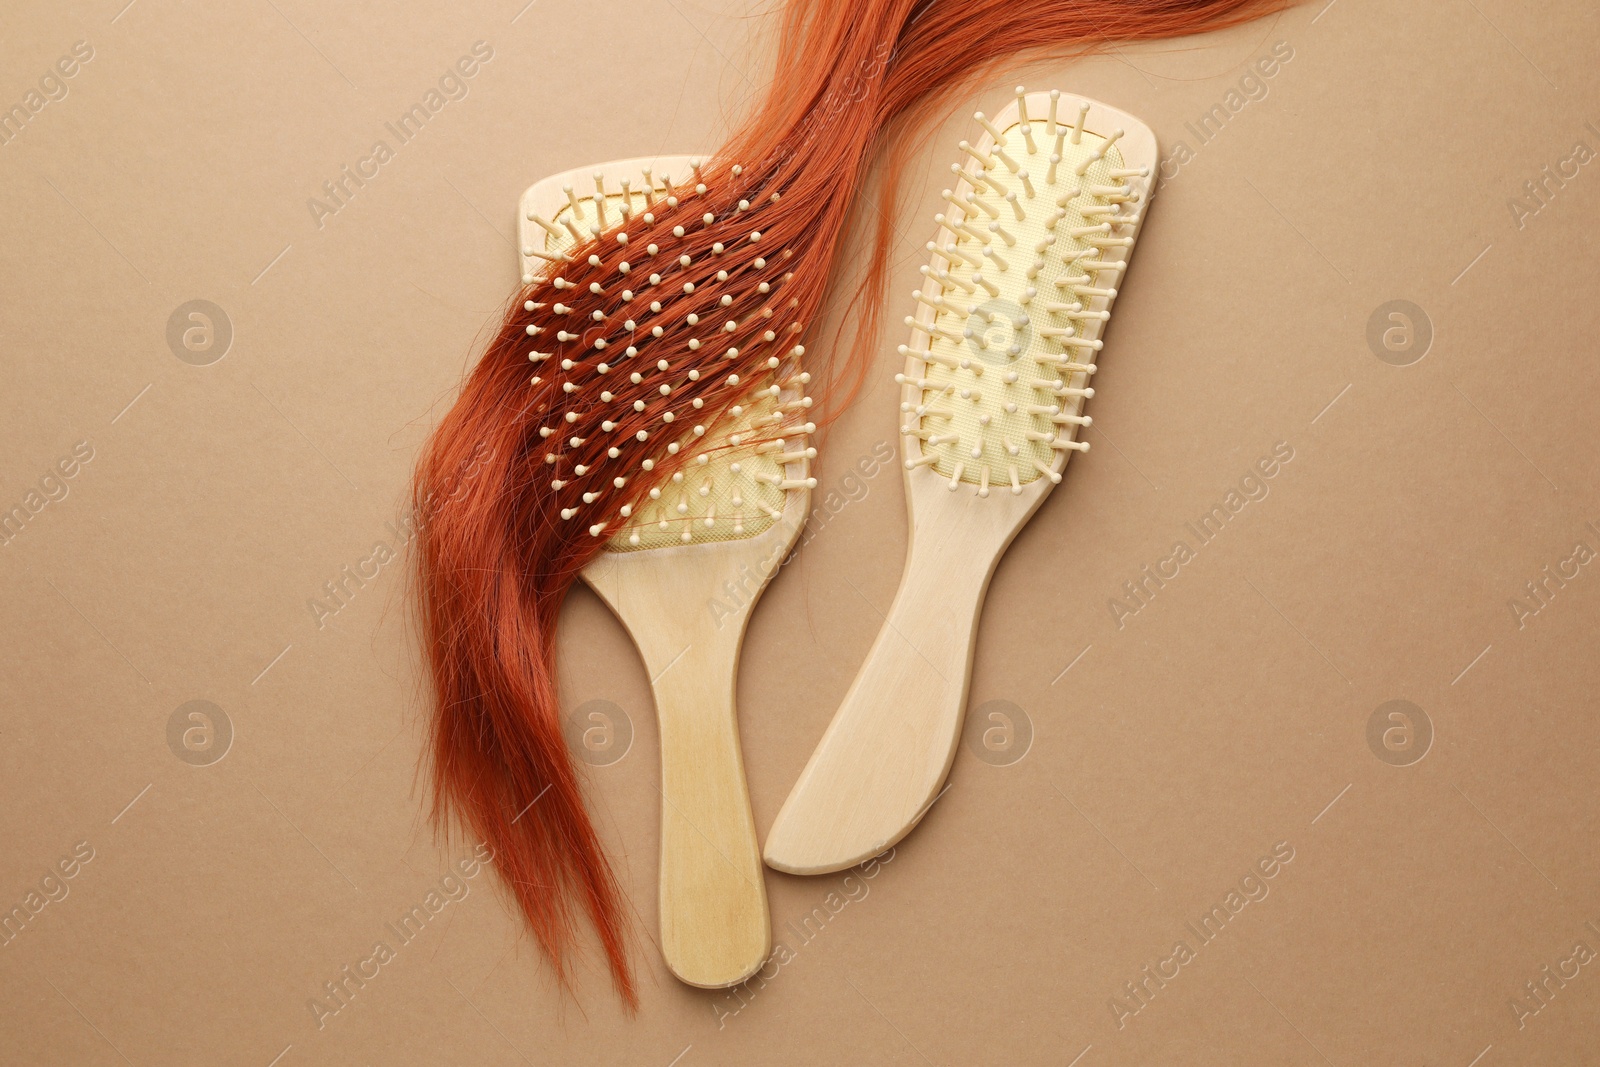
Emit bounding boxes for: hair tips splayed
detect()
[414,0,1285,1005]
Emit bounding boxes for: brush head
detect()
[608,382,816,552]
[517,158,815,551]
[901,90,1154,497]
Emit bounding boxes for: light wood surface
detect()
[521,157,810,986]
[763,469,1051,873]
[583,528,796,987]
[764,93,1156,875]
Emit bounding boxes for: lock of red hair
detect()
[414,0,1285,1005]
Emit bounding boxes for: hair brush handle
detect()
[646,623,772,987]
[764,481,1039,875]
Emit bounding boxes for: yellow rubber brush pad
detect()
[913,115,1136,488]
[533,174,802,553]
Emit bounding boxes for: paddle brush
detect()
[521,157,815,988]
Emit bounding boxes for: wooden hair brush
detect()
[764,90,1155,875]
[520,158,816,986]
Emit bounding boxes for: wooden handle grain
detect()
[763,516,998,875]
[651,625,771,988]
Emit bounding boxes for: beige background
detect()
[3,0,1599,1063]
